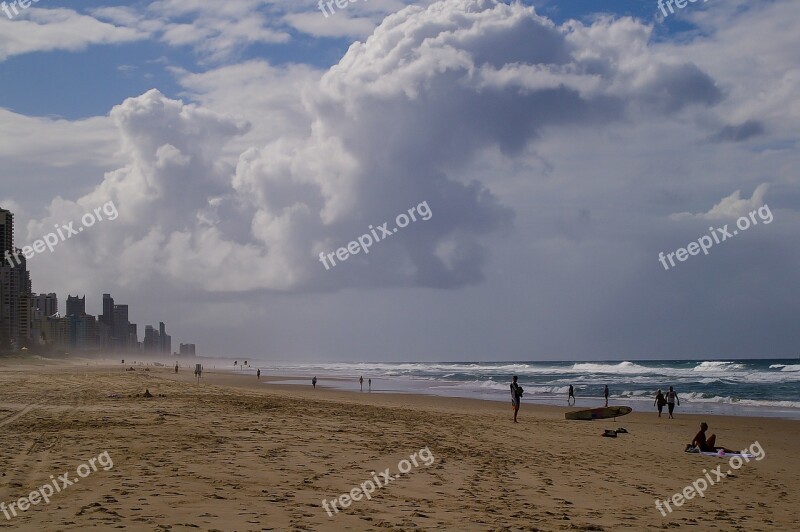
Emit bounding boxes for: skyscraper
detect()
[0,207,32,350]
[0,208,13,262]
[66,295,86,316]
[33,293,59,317]
[112,304,130,350]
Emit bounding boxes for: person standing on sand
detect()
[368,378,371,392]
[654,389,667,417]
[359,375,364,391]
[174,363,178,374]
[312,376,317,389]
[510,376,523,423]
[568,385,575,406]
[257,369,261,380]
[667,386,680,418]
[603,385,609,407]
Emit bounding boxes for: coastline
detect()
[1,360,798,530]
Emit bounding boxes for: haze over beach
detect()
[1,0,799,530]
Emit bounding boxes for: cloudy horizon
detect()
[1,0,798,361]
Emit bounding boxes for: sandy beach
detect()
[0,358,798,531]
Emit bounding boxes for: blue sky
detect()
[1,0,798,361]
[1,0,693,119]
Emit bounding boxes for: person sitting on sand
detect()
[654,389,667,417]
[690,422,735,453]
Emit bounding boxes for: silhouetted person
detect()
[568,385,575,406]
[654,389,666,417]
[604,385,609,407]
[257,369,261,380]
[667,386,680,418]
[312,376,317,389]
[510,376,523,423]
[359,375,363,391]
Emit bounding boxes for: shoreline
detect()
[2,355,799,420]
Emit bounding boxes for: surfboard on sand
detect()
[565,406,632,420]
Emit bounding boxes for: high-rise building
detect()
[101,294,114,327]
[33,293,58,317]
[0,207,33,350]
[66,295,86,316]
[179,343,196,356]
[0,208,13,261]
[112,304,129,350]
[143,325,158,352]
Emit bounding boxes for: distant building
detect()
[0,207,33,350]
[66,294,86,317]
[143,322,171,353]
[33,293,58,317]
[179,343,196,356]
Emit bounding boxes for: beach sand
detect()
[0,359,797,531]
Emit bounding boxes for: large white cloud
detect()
[22,0,731,296]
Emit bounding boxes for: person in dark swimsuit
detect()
[691,422,735,453]
[654,390,667,417]
[568,385,575,406]
[510,376,523,423]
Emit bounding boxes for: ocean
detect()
[229,359,800,420]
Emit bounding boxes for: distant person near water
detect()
[257,369,261,380]
[654,389,667,417]
[568,385,575,406]
[368,378,371,392]
[510,376,523,423]
[359,375,364,391]
[174,363,178,374]
[312,376,317,389]
[667,386,680,418]
[689,422,735,453]
[603,385,609,407]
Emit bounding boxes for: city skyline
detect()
[1,205,192,355]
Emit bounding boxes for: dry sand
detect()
[0,358,797,531]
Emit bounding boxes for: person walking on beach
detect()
[654,389,667,417]
[510,376,523,423]
[257,369,261,380]
[174,363,178,374]
[359,376,364,391]
[568,385,575,406]
[667,386,680,418]
[312,376,317,389]
[603,385,609,407]
[368,378,372,392]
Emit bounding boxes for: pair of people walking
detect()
[654,386,680,418]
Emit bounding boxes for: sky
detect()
[0,0,798,362]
